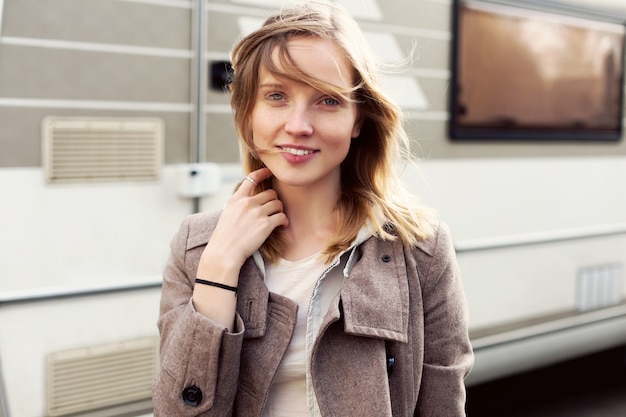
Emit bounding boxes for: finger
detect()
[269,211,289,229]
[260,198,284,217]
[240,167,273,193]
[251,188,279,205]
[235,168,272,196]
[243,175,258,187]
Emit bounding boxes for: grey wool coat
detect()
[153,211,474,416]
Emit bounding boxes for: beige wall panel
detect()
[0,108,190,167]
[207,11,247,53]
[0,45,190,103]
[396,36,449,70]
[207,82,231,105]
[416,77,449,113]
[3,0,191,50]
[202,109,626,162]
[205,12,242,103]
[377,0,451,31]
[164,114,191,164]
[405,119,448,159]
[405,119,626,159]
[3,0,616,165]
[0,108,40,167]
[205,113,239,163]
[207,0,450,30]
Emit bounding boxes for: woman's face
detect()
[250,36,361,194]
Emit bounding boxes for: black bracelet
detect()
[194,278,238,294]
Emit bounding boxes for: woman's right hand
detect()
[197,167,288,281]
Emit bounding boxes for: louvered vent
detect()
[42,117,163,183]
[46,337,159,416]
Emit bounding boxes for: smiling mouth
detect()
[280,146,317,156]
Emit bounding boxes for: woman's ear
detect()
[351,114,364,139]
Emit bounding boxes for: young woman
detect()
[153,1,473,416]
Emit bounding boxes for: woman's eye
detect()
[268,92,284,101]
[322,97,340,106]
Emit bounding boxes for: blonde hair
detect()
[229,0,434,263]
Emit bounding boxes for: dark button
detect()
[382,254,391,262]
[182,385,203,407]
[387,356,395,377]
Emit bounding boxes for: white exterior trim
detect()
[0,98,192,112]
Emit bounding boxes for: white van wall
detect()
[0,164,242,417]
[1,156,625,415]
[406,157,626,328]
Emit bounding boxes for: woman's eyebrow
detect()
[258,82,284,89]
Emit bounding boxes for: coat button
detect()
[182,385,203,406]
[387,356,395,377]
[382,254,391,262]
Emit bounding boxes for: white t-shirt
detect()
[262,253,329,417]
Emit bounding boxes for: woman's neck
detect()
[274,182,340,261]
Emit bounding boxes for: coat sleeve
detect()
[415,221,474,417]
[152,215,245,417]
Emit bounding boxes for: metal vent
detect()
[46,337,159,416]
[42,117,163,183]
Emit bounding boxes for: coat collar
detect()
[335,237,410,343]
[238,236,410,344]
[187,211,411,343]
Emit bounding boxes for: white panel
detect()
[404,157,626,240]
[237,16,265,37]
[363,31,404,63]
[0,291,162,417]
[379,75,429,110]
[1,36,193,58]
[401,157,626,328]
[0,163,243,416]
[0,164,243,294]
[457,236,626,328]
[0,0,5,41]
[336,0,383,20]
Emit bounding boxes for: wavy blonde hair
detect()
[229,0,434,263]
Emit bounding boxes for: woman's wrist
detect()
[197,248,244,287]
[195,278,238,294]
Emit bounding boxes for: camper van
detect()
[1,0,625,415]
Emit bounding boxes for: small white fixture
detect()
[177,163,222,198]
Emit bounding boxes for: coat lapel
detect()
[339,238,410,343]
[311,238,412,417]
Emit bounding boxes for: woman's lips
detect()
[279,146,317,156]
[278,146,319,162]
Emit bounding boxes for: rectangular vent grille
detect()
[46,337,159,416]
[42,117,163,183]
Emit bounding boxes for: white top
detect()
[253,223,373,417]
[262,252,328,417]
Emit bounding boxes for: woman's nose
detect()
[284,105,314,137]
